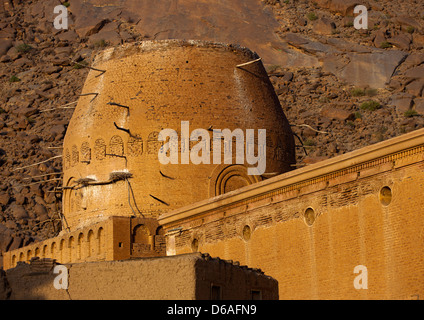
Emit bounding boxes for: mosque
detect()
[2,40,423,300]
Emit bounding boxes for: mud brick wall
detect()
[2,216,165,270]
[1,253,278,300]
[159,128,424,300]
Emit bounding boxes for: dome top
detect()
[62,40,295,231]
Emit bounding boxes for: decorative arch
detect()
[132,224,150,244]
[209,164,261,197]
[42,245,48,258]
[71,145,79,167]
[64,148,71,170]
[51,242,57,259]
[60,239,65,263]
[97,227,105,256]
[110,135,124,156]
[87,229,95,257]
[34,247,40,258]
[68,236,75,262]
[77,233,84,260]
[94,138,106,160]
[147,132,163,155]
[81,142,91,163]
[26,250,32,262]
[127,136,143,156]
[156,226,164,236]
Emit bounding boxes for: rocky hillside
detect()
[264,0,424,165]
[0,0,423,262]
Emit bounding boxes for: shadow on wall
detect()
[0,253,279,300]
[0,258,69,300]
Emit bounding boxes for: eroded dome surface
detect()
[62,40,295,231]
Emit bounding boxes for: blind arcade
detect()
[158,121,267,176]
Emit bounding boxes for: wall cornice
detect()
[158,128,424,227]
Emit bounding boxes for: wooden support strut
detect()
[236,58,262,68]
[73,62,106,77]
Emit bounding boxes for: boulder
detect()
[0,39,12,56]
[285,33,309,46]
[413,34,424,49]
[48,124,66,139]
[0,192,10,206]
[393,16,423,32]
[9,204,29,220]
[338,50,408,88]
[318,0,361,16]
[14,194,26,205]
[285,33,338,54]
[405,80,424,97]
[88,29,122,47]
[320,105,354,121]
[403,53,424,68]
[404,65,424,81]
[389,93,414,113]
[56,30,79,42]
[0,225,13,252]
[373,31,386,48]
[43,65,63,75]
[33,204,48,220]
[313,17,336,35]
[389,33,412,50]
[7,236,23,251]
[414,98,424,115]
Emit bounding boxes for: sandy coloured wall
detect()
[62,40,295,232]
[1,253,278,300]
[159,128,424,300]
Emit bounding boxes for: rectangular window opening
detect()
[211,284,222,300]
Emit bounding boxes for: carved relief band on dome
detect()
[64,148,70,169]
[71,145,79,167]
[109,135,124,156]
[157,121,268,175]
[127,136,143,156]
[80,142,91,163]
[94,138,106,160]
[147,132,163,155]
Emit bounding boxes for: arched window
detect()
[94,139,106,160]
[71,145,79,166]
[110,135,124,156]
[87,230,94,257]
[132,224,150,244]
[98,227,105,256]
[77,233,84,260]
[81,142,91,163]
[68,236,75,262]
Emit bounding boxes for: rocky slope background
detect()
[0,0,423,263]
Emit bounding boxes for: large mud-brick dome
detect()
[62,40,295,231]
